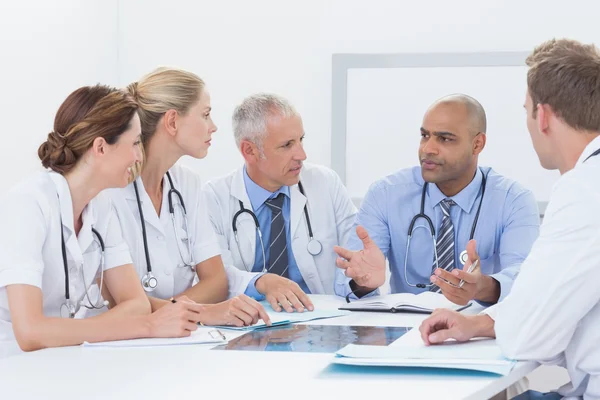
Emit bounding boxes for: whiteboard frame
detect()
[331,51,548,217]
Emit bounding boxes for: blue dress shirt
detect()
[334,166,540,302]
[243,168,311,299]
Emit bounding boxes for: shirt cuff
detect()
[489,272,513,303]
[244,272,266,300]
[345,278,380,300]
[481,303,499,320]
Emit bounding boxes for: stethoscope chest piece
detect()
[459,250,469,265]
[307,238,323,256]
[141,272,158,292]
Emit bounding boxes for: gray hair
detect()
[232,93,298,149]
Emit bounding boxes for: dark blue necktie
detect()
[265,193,289,277]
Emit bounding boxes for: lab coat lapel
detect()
[125,177,166,236]
[48,172,84,267]
[77,201,96,257]
[290,183,307,238]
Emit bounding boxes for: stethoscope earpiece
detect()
[61,301,76,319]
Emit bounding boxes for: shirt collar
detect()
[47,171,96,236]
[48,171,76,234]
[576,135,600,166]
[243,166,290,211]
[426,167,484,213]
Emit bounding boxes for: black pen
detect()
[172,297,205,325]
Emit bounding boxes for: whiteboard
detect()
[334,54,560,206]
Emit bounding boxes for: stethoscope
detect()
[585,148,600,162]
[232,181,323,273]
[404,168,488,289]
[133,171,194,293]
[60,222,108,319]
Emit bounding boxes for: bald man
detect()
[334,94,540,305]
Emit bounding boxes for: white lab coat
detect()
[202,163,357,297]
[485,136,600,400]
[106,164,222,300]
[0,171,132,358]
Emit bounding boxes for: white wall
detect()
[345,65,564,203]
[0,0,119,194]
[117,0,600,187]
[0,0,592,392]
[3,0,600,191]
[3,0,600,192]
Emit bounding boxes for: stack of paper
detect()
[82,328,227,348]
[260,301,350,323]
[281,308,350,323]
[333,339,516,375]
[212,305,351,331]
[212,313,291,331]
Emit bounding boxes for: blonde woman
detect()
[107,68,269,327]
[0,85,205,358]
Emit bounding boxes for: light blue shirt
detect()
[243,168,311,299]
[334,166,540,302]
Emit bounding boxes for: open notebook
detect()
[339,292,471,314]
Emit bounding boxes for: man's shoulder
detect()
[203,167,239,192]
[299,162,341,184]
[483,167,535,199]
[368,166,423,194]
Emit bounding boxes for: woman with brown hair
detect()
[0,84,206,358]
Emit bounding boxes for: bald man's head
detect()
[430,93,487,135]
[432,94,487,136]
[419,94,487,193]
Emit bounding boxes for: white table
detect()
[0,295,538,400]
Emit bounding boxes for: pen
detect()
[171,298,204,326]
[459,259,479,288]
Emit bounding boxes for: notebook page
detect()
[395,291,467,311]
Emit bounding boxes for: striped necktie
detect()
[265,193,289,277]
[429,198,455,292]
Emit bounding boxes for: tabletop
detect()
[0,295,538,400]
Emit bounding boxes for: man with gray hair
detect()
[203,93,357,312]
